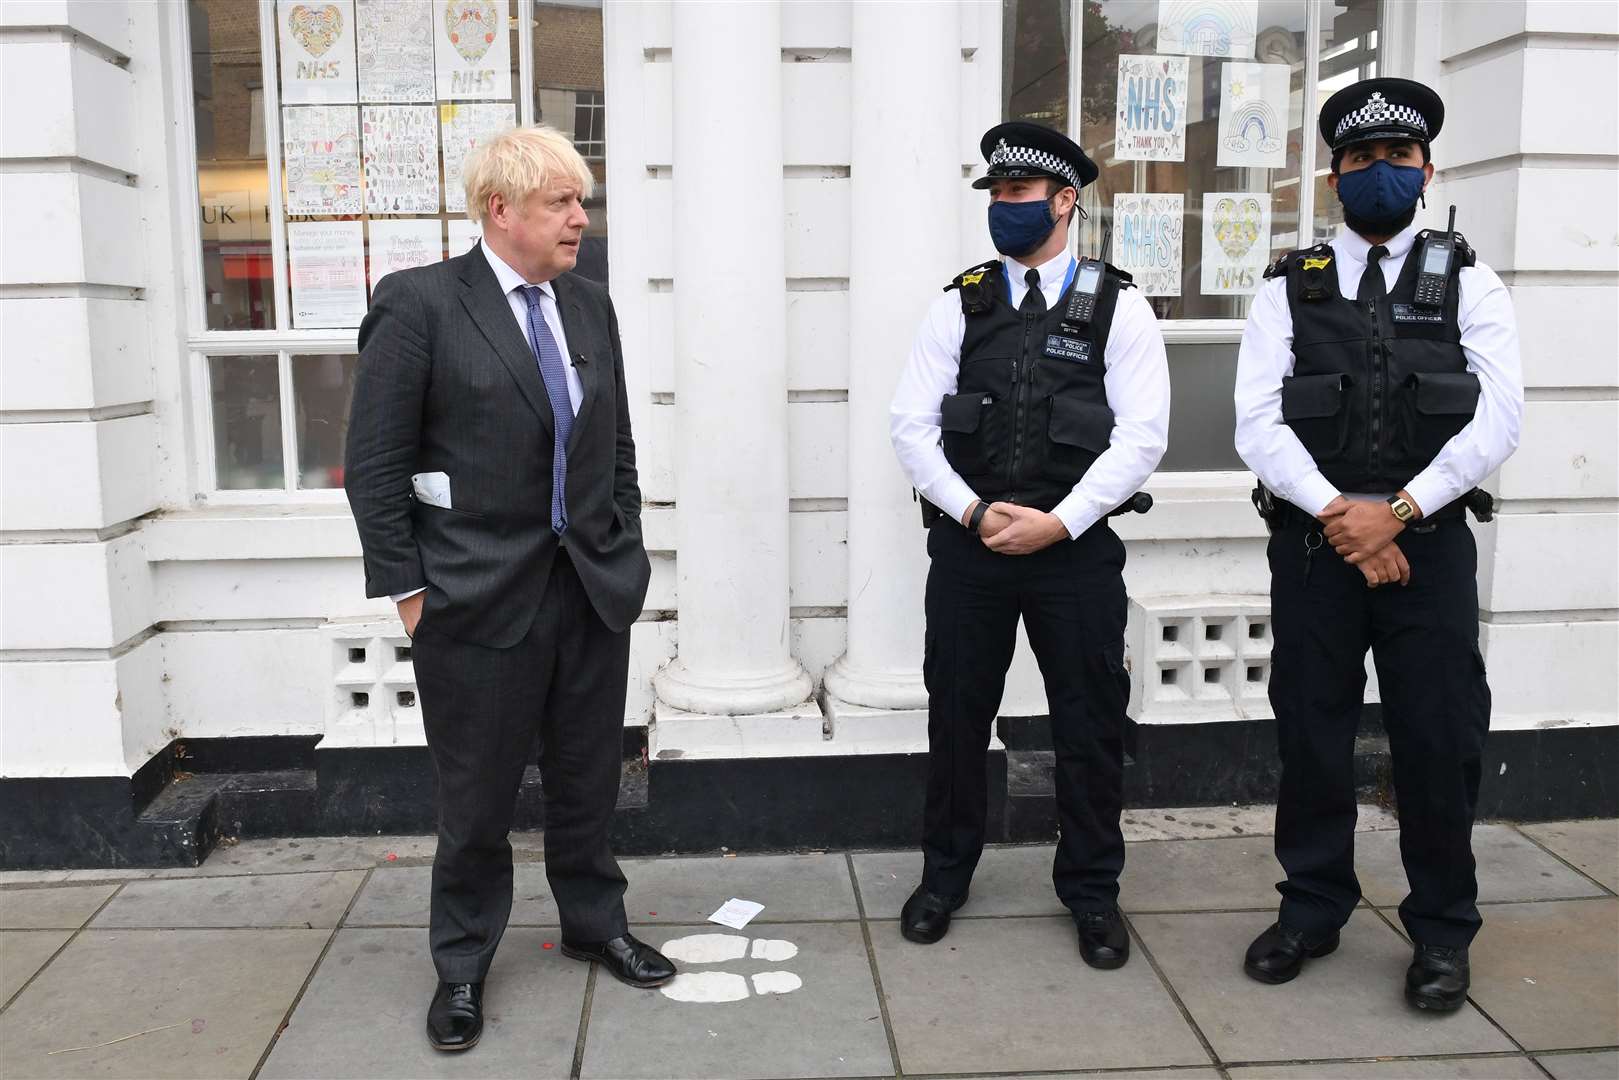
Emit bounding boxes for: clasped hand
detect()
[1318,496,1412,589]
[971,501,1068,555]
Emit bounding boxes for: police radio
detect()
[1413,205,1458,308]
[1062,226,1111,328]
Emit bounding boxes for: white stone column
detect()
[821,2,961,744]
[652,0,814,732]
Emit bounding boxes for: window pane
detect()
[209,355,284,489]
[535,0,609,284]
[1076,0,1312,320]
[1159,343,1244,472]
[1004,0,1071,132]
[1311,0,1383,243]
[292,353,358,489]
[191,0,277,330]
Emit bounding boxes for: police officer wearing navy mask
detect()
[1234,78,1523,1010]
[890,122,1170,968]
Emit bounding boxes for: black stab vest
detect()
[939,259,1126,514]
[1274,232,1481,493]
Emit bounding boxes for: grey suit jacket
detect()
[344,244,651,647]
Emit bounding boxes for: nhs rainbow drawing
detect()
[1156,0,1258,60]
[1217,61,1290,169]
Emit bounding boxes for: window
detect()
[182,0,609,498]
[1002,0,1384,470]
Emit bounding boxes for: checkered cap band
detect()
[988,139,1083,189]
[1333,91,1429,142]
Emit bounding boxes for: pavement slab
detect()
[871,914,1210,1075]
[621,852,860,924]
[259,927,583,1079]
[1536,1050,1619,1080]
[0,884,118,929]
[0,930,72,1004]
[1129,909,1515,1063]
[345,864,558,927]
[1466,898,1619,1052]
[1228,1056,1545,1079]
[91,871,365,929]
[1357,825,1608,908]
[851,845,1068,919]
[580,922,890,1079]
[0,928,327,1079]
[1518,821,1619,893]
[144,835,445,877]
[1120,835,1290,912]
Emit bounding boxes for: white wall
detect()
[1,0,1614,782]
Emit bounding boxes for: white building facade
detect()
[1,0,1615,866]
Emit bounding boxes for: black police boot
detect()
[900,886,965,944]
[1406,944,1470,1012]
[1074,907,1130,970]
[1243,922,1340,984]
[426,981,483,1051]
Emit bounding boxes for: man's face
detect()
[1329,138,1434,191]
[486,179,589,281]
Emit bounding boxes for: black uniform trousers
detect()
[411,550,631,983]
[920,518,1131,912]
[1267,518,1491,949]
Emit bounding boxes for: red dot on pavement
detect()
[385,853,397,861]
[542,942,554,949]
[648,912,657,916]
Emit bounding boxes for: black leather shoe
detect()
[900,886,965,944]
[1074,907,1130,970]
[1406,944,1470,1012]
[426,981,482,1052]
[1243,922,1341,984]
[561,933,676,988]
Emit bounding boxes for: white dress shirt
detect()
[391,243,585,604]
[1233,223,1524,517]
[890,249,1172,539]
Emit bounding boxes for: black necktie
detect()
[1019,267,1046,315]
[1356,244,1389,303]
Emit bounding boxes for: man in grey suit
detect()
[345,125,675,1053]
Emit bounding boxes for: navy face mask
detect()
[1335,160,1427,229]
[988,197,1057,257]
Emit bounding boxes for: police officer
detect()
[1234,78,1523,1010]
[889,123,1170,968]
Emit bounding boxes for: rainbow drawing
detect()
[1157,0,1258,60]
[1224,99,1282,156]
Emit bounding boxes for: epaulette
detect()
[945,259,1000,315]
[943,259,999,292]
[1103,262,1135,288]
[1264,243,1335,300]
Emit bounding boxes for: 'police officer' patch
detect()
[1044,334,1092,363]
[1391,304,1445,324]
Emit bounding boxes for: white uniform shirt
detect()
[890,250,1172,539]
[391,243,584,604]
[1234,223,1523,517]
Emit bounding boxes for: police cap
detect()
[1319,77,1444,152]
[971,121,1099,191]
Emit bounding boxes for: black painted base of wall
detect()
[2,716,1613,870]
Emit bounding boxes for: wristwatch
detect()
[1387,494,1417,522]
[968,502,990,534]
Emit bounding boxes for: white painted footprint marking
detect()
[658,933,802,1003]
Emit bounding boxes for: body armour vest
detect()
[938,259,1129,514]
[1273,232,1481,494]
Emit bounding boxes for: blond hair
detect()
[462,124,594,225]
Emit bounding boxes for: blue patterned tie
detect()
[520,286,573,535]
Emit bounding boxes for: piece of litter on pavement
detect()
[707,897,764,929]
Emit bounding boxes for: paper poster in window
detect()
[277,0,358,104]
[282,105,362,215]
[447,218,484,256]
[356,0,435,103]
[367,218,442,293]
[1201,192,1271,296]
[1113,193,1184,297]
[441,103,516,213]
[362,105,441,214]
[289,220,367,328]
[1217,63,1290,169]
[1115,55,1188,163]
[435,0,511,101]
[1156,0,1258,60]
